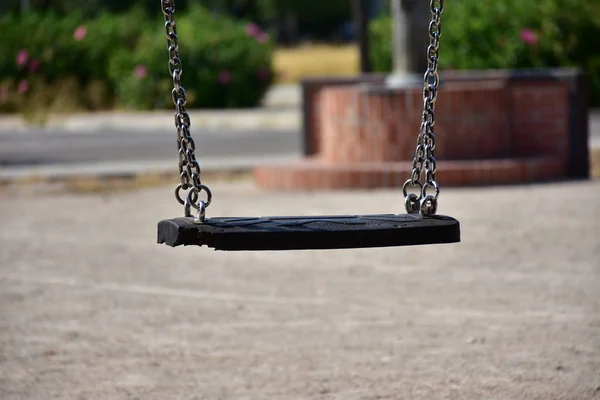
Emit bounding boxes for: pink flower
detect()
[0,86,8,103]
[257,67,269,81]
[520,29,538,45]
[17,80,29,94]
[135,65,148,79]
[245,23,261,38]
[16,49,29,67]
[256,32,270,44]
[29,59,41,73]
[218,70,232,85]
[73,25,87,41]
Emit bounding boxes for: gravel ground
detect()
[1,180,599,400]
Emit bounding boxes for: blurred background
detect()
[1,0,598,115]
[1,2,600,398]
[1,0,599,181]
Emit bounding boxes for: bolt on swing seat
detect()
[157,0,460,251]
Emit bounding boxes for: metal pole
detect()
[386,0,429,87]
[391,0,409,74]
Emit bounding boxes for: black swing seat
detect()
[157,214,460,251]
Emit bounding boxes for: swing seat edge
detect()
[157,214,460,251]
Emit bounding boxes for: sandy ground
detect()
[0,180,599,400]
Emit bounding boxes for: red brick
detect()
[268,76,569,191]
[253,156,565,190]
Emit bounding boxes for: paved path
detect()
[0,107,302,180]
[1,180,599,399]
[0,127,301,167]
[1,109,599,179]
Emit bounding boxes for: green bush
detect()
[369,14,393,74]
[0,5,274,114]
[0,7,150,113]
[108,5,274,110]
[369,0,600,105]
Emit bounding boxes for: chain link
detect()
[404,0,443,217]
[161,0,441,219]
[161,0,211,222]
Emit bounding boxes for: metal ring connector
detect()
[402,179,423,198]
[184,196,193,217]
[175,183,198,206]
[194,201,206,224]
[175,184,187,205]
[402,179,424,214]
[405,193,420,214]
[421,181,440,201]
[199,184,212,207]
[420,195,438,217]
[185,185,212,210]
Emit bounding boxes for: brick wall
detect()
[320,83,512,163]
[509,82,569,165]
[301,75,387,155]
[307,72,574,166]
[253,69,588,190]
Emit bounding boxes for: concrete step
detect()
[262,84,301,109]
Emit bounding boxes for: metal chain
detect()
[161,0,212,223]
[403,0,443,217]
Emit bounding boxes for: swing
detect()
[157,0,460,251]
